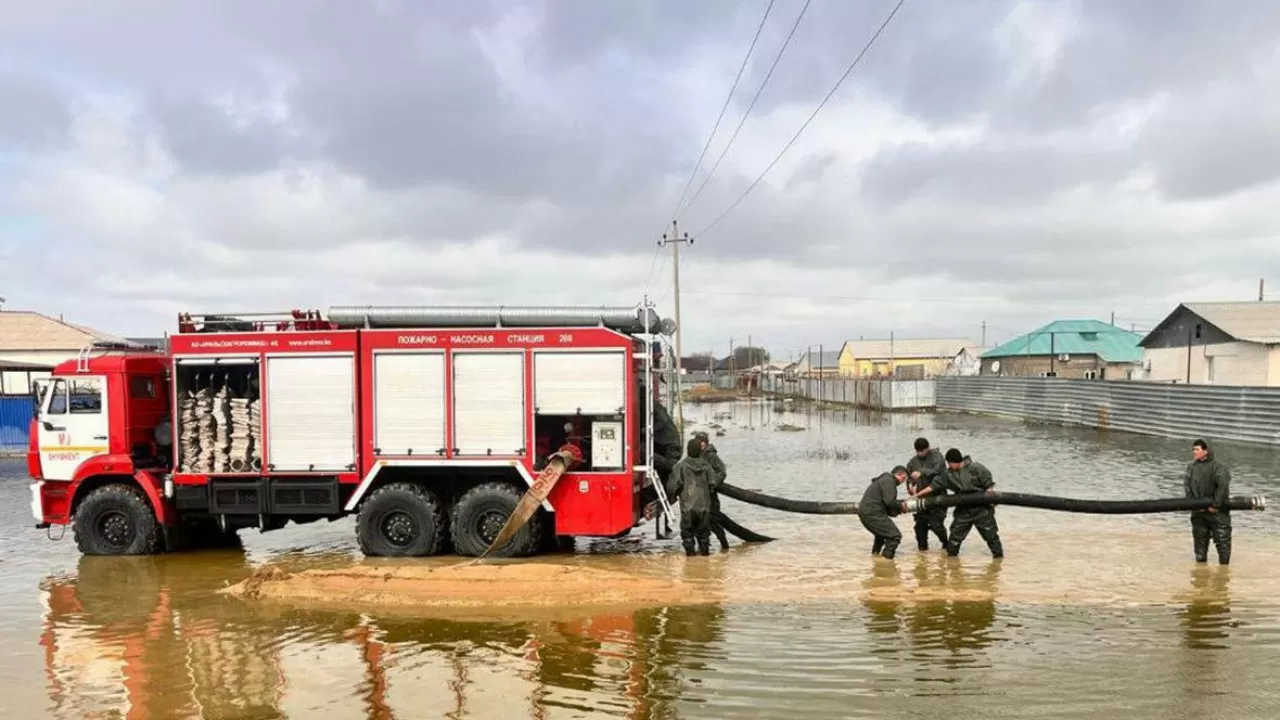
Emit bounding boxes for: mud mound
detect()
[223,561,717,612]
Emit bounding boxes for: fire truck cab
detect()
[28,305,679,558]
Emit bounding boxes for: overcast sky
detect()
[2,0,1278,359]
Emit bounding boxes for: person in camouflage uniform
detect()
[666,436,719,556]
[694,430,730,551]
[638,388,683,536]
[859,466,909,559]
[905,437,949,551]
[929,448,1004,558]
[1185,438,1232,565]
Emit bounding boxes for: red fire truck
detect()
[27,305,679,558]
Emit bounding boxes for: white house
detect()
[1137,301,1280,386]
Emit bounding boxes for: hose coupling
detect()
[1254,495,1268,511]
[902,497,923,514]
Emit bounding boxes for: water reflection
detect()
[859,556,1003,677]
[38,551,734,719]
[1179,566,1232,650]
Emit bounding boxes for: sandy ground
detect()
[222,559,725,616]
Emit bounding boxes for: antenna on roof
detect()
[0,296,6,310]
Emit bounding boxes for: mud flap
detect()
[475,449,577,561]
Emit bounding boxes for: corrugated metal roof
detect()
[981,319,1143,363]
[1182,301,1280,344]
[794,350,841,370]
[0,311,135,351]
[840,337,973,360]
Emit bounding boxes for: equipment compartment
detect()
[174,358,262,474]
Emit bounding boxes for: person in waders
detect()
[1186,438,1232,565]
[638,388,683,538]
[860,466,908,559]
[666,436,718,556]
[694,430,730,551]
[906,437,949,551]
[931,448,1003,558]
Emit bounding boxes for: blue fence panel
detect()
[0,396,34,453]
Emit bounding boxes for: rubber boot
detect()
[914,521,928,551]
[1193,528,1210,563]
[881,537,900,560]
[698,537,710,556]
[714,524,729,552]
[872,536,885,555]
[683,538,696,557]
[1212,523,1231,565]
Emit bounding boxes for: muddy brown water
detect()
[4,400,1280,718]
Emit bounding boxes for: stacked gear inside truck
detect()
[177,365,262,474]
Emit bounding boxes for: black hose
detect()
[907,492,1267,515]
[718,482,1268,516]
[717,483,859,514]
[717,511,775,542]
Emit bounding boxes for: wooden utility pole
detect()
[981,321,986,347]
[1261,278,1266,301]
[659,221,693,427]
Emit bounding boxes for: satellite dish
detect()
[990,360,1001,373]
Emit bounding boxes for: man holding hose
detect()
[1186,438,1231,565]
[911,448,1004,558]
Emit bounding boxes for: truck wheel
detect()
[73,484,162,556]
[450,481,543,558]
[356,483,448,557]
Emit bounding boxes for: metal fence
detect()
[0,396,34,455]
[936,376,1280,446]
[761,375,936,410]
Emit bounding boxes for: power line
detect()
[676,0,814,220]
[670,0,777,219]
[692,0,907,237]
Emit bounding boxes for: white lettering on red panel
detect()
[506,334,544,344]
[190,340,270,349]
[398,335,439,345]
[451,334,495,344]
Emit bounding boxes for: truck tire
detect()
[356,482,449,557]
[73,484,162,556]
[450,481,544,558]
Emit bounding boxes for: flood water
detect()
[4,399,1280,718]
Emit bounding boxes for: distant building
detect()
[837,337,973,379]
[980,320,1143,380]
[1138,301,1280,386]
[678,356,717,373]
[792,350,841,377]
[946,346,990,376]
[0,310,141,395]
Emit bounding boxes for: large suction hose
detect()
[717,482,1268,516]
[717,511,775,542]
[717,483,861,514]
[905,492,1268,515]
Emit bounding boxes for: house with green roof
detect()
[979,320,1144,380]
